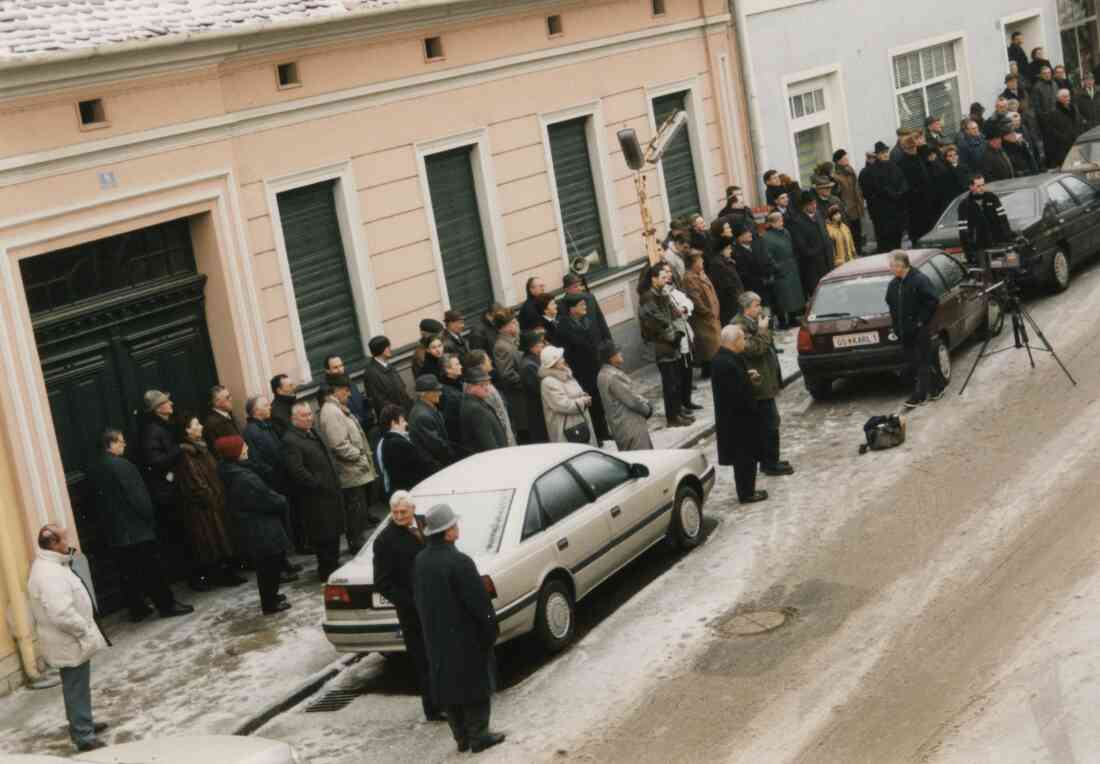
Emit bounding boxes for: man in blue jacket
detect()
[885,251,944,407]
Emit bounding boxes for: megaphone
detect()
[570,255,591,275]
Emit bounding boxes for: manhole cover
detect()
[717,610,789,637]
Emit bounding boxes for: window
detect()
[568,452,632,498]
[808,275,891,319]
[1061,175,1097,204]
[534,466,591,526]
[652,0,667,15]
[794,125,832,187]
[276,62,300,88]
[652,91,702,220]
[893,41,962,141]
[424,36,444,61]
[788,88,825,119]
[919,262,946,296]
[932,254,965,287]
[1047,181,1075,213]
[547,14,563,36]
[787,73,843,187]
[77,98,107,128]
[548,116,608,273]
[416,490,513,554]
[1059,1,1098,84]
[523,492,544,539]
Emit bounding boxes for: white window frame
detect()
[265,160,380,384]
[538,100,624,271]
[781,64,851,188]
[415,128,514,314]
[888,33,973,136]
[645,76,717,223]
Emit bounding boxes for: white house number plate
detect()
[833,331,879,349]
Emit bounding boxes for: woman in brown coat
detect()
[681,252,721,377]
[176,414,242,590]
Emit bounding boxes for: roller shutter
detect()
[548,117,607,271]
[653,91,702,221]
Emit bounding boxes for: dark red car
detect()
[796,250,1001,400]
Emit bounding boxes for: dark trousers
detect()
[759,398,781,467]
[255,554,283,611]
[60,661,94,747]
[115,541,174,615]
[445,699,491,747]
[397,609,438,718]
[679,355,694,406]
[154,500,192,580]
[875,226,904,253]
[585,380,611,443]
[314,537,341,580]
[904,331,942,400]
[732,456,758,501]
[343,485,368,554]
[657,359,682,420]
[849,217,864,250]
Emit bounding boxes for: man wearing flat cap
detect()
[408,374,455,471]
[362,335,413,423]
[981,125,1017,183]
[864,141,909,253]
[597,341,653,451]
[785,190,832,299]
[412,318,445,378]
[414,503,504,754]
[459,366,508,455]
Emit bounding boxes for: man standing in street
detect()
[981,128,1016,182]
[283,401,346,580]
[865,142,909,252]
[203,385,241,451]
[318,374,376,554]
[363,336,413,422]
[886,252,943,408]
[518,276,546,331]
[414,503,504,754]
[90,430,193,622]
[1008,31,1029,79]
[324,355,375,433]
[1076,72,1100,129]
[733,293,793,477]
[27,524,110,752]
[830,149,866,251]
[409,375,455,471]
[957,174,1013,265]
[711,325,766,505]
[442,310,471,360]
[459,366,508,455]
[373,492,442,722]
[269,374,297,438]
[492,310,528,444]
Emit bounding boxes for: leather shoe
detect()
[666,415,693,428]
[159,602,194,618]
[76,739,106,752]
[93,722,109,734]
[262,601,292,615]
[684,402,704,411]
[279,571,300,583]
[456,739,470,753]
[739,490,769,504]
[471,733,506,753]
[425,711,446,722]
[761,463,794,476]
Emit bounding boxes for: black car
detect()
[917,173,1100,292]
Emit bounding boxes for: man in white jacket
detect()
[27,524,109,752]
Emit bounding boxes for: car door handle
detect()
[557,538,569,551]
[610,506,622,518]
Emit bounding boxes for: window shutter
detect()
[277,180,365,376]
[653,91,702,220]
[548,117,607,271]
[425,147,494,320]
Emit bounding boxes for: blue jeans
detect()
[60,661,95,746]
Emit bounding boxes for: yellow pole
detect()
[635,172,662,266]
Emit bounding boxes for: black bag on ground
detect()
[859,415,907,454]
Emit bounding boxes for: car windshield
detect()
[412,489,515,555]
[809,275,892,319]
[1064,140,1100,168]
[934,189,1037,229]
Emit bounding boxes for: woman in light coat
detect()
[596,341,653,451]
[538,346,597,445]
[680,252,721,375]
[317,374,376,554]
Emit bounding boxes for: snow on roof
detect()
[0,0,402,63]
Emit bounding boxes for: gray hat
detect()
[415,374,442,392]
[143,389,170,412]
[464,366,491,384]
[423,503,459,536]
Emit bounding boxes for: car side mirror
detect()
[1043,203,1058,223]
[630,463,650,479]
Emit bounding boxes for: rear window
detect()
[809,275,892,320]
[1064,139,1100,168]
[413,489,514,555]
[933,189,1037,229]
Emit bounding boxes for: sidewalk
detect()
[0,335,801,756]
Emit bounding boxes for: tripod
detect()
[958,280,1077,395]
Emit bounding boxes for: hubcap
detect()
[545,592,572,640]
[680,497,701,539]
[937,342,951,380]
[1055,251,1070,287]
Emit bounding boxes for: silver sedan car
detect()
[323,443,715,654]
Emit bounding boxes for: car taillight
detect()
[324,585,351,606]
[797,325,814,353]
[945,247,963,255]
[481,575,498,599]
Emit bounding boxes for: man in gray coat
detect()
[459,367,508,455]
[596,342,653,451]
[408,375,455,471]
[491,311,528,443]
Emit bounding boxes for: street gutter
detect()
[234,653,361,736]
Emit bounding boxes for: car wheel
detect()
[933,335,951,383]
[534,579,575,653]
[979,297,1005,339]
[804,375,833,400]
[669,485,704,550]
[1047,249,1071,292]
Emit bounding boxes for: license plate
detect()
[372,593,394,609]
[833,331,879,349]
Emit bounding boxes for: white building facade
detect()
[734,0,1063,188]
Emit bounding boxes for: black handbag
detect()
[563,416,591,444]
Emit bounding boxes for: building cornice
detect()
[0,13,733,189]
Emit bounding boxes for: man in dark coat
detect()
[1045,90,1083,168]
[362,336,413,421]
[90,429,192,621]
[325,355,375,433]
[372,492,441,721]
[243,395,302,578]
[269,374,297,439]
[730,221,775,303]
[1077,73,1100,129]
[203,385,241,453]
[414,503,504,754]
[375,404,435,499]
[442,310,471,359]
[710,326,766,505]
[786,191,832,299]
[981,132,1016,182]
[519,331,549,444]
[467,304,501,354]
[865,142,909,252]
[138,390,192,578]
[518,276,546,331]
[704,218,744,325]
[555,292,607,443]
[282,401,346,580]
[1001,73,1028,108]
[885,252,943,407]
[408,375,455,471]
[1007,32,1029,80]
[957,174,1013,264]
[459,367,508,454]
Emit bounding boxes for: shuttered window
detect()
[893,41,961,143]
[425,147,494,319]
[653,91,702,221]
[548,117,607,272]
[277,180,364,376]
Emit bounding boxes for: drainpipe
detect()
[729,0,768,200]
[0,445,42,684]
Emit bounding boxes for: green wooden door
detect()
[425,147,495,319]
[549,117,607,272]
[653,91,703,221]
[277,180,365,377]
